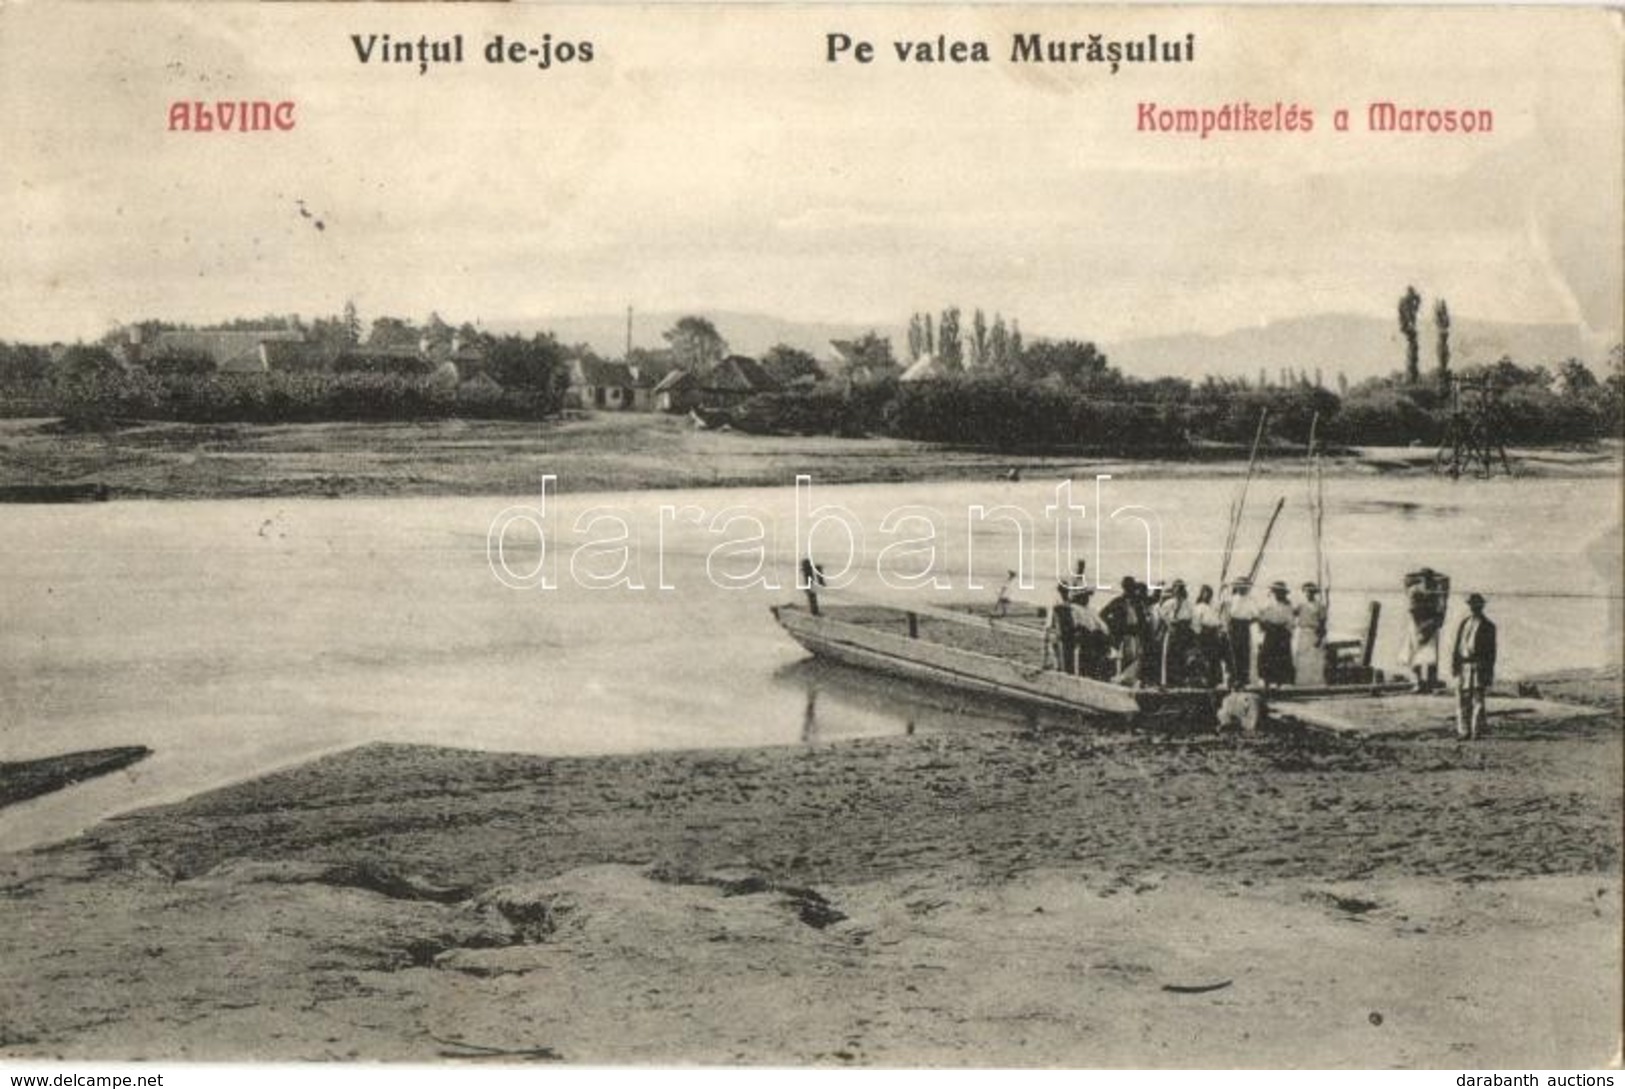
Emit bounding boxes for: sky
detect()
[1,3,1620,350]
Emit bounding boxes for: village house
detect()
[900,352,948,382]
[146,329,307,374]
[827,338,903,385]
[416,328,490,387]
[706,355,781,406]
[566,359,654,411]
[652,369,697,413]
[652,355,781,413]
[259,340,344,373]
[142,325,496,383]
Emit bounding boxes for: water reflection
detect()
[771,657,1097,744]
[1341,499,1462,519]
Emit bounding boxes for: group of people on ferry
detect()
[1044,568,1328,691]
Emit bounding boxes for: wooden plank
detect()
[1273,693,1600,737]
[1270,699,1407,736]
[812,584,1049,641]
[1257,680,1414,700]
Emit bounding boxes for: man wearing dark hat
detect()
[1450,592,1497,740]
[1100,575,1146,684]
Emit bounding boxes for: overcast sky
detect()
[1,4,1619,348]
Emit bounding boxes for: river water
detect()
[2,473,1619,850]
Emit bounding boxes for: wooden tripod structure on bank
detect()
[1434,376,1514,479]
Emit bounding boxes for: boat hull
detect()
[771,601,1416,726]
[771,603,1211,720]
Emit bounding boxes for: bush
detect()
[737,374,1195,452]
[1325,386,1436,446]
[736,378,898,437]
[50,371,565,426]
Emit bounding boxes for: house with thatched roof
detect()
[652,355,781,413]
[147,329,306,374]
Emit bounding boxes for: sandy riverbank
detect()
[0,415,1617,500]
[0,671,1618,1065]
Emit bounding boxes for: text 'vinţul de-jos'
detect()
[350,33,593,74]
[826,31,1196,73]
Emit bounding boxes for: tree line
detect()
[726,296,1622,450]
[734,342,1624,451]
[0,309,579,426]
[1,301,1620,448]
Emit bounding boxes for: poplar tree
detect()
[1434,298,1452,391]
[939,307,963,370]
[988,314,1010,372]
[342,300,361,346]
[1399,286,1423,384]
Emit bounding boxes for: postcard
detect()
[0,1,1620,1070]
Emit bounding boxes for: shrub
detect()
[49,371,564,426]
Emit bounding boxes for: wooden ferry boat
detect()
[772,414,1430,728]
[770,586,1414,726]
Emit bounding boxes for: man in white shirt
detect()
[1220,578,1257,688]
[1192,584,1227,688]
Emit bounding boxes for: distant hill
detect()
[488,310,904,362]
[1105,313,1609,384]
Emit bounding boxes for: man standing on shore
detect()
[1451,592,1497,740]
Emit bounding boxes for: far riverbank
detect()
[0,415,1618,501]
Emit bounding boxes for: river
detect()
[2,473,1619,850]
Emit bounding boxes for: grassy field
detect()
[0,413,1618,500]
